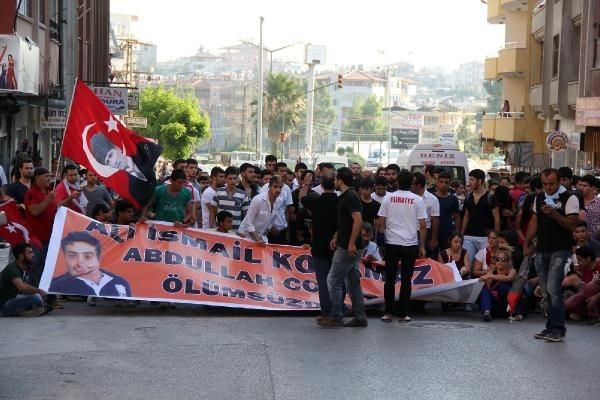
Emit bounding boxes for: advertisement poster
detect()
[0,34,39,95]
[40,208,483,310]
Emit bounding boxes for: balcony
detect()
[498,43,528,77]
[532,4,546,39]
[501,0,529,12]
[530,84,542,112]
[484,57,499,80]
[568,81,579,107]
[482,112,528,142]
[482,114,496,139]
[487,0,506,24]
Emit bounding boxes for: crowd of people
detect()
[1,153,600,342]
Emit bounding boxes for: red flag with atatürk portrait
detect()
[0,200,42,248]
[62,80,162,208]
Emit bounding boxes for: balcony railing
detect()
[567,81,579,106]
[484,112,525,119]
[498,44,528,76]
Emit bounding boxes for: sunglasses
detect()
[493,256,508,262]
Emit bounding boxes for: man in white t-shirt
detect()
[377,169,427,323]
[200,167,225,229]
[412,171,440,258]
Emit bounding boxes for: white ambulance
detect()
[396,144,469,183]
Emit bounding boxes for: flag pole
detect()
[53,78,79,188]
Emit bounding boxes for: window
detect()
[572,25,581,80]
[595,23,600,68]
[40,0,46,24]
[17,0,33,18]
[552,34,560,78]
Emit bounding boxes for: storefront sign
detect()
[576,97,600,127]
[546,130,569,152]
[128,88,140,110]
[397,114,424,128]
[90,86,128,115]
[439,124,455,145]
[0,34,40,95]
[124,116,147,128]
[40,108,67,129]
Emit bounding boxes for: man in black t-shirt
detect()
[525,168,580,342]
[318,167,367,328]
[461,169,500,263]
[435,171,461,250]
[3,158,34,204]
[302,172,338,320]
[358,177,380,226]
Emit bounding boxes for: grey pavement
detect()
[1,301,599,400]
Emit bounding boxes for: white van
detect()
[230,151,258,167]
[396,144,469,183]
[312,154,348,170]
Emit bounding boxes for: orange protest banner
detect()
[40,208,471,310]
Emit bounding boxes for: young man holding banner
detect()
[238,175,284,244]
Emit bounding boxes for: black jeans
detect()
[384,244,418,317]
[312,255,333,315]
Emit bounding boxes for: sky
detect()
[110,0,505,71]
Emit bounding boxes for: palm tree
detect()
[253,73,306,155]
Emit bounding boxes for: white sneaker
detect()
[398,316,411,323]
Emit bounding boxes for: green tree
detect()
[455,115,479,157]
[342,95,386,141]
[253,73,305,154]
[138,87,210,160]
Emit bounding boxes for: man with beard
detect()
[385,164,400,192]
[3,158,33,204]
[54,164,85,214]
[0,243,49,317]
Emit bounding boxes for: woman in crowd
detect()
[479,245,517,321]
[438,232,470,278]
[472,230,500,278]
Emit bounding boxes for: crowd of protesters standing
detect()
[2,152,600,343]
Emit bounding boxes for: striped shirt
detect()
[210,187,250,229]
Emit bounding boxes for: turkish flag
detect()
[62,80,162,208]
[0,200,42,248]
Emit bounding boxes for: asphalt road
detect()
[1,301,599,400]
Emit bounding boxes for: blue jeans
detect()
[535,250,570,335]
[479,283,511,316]
[327,247,366,321]
[463,235,488,266]
[1,294,44,317]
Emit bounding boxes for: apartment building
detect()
[0,0,110,175]
[482,0,546,168]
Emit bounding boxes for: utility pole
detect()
[241,83,247,147]
[386,66,392,164]
[257,17,264,160]
[305,63,316,157]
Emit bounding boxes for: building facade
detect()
[0,0,109,178]
[482,0,547,168]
